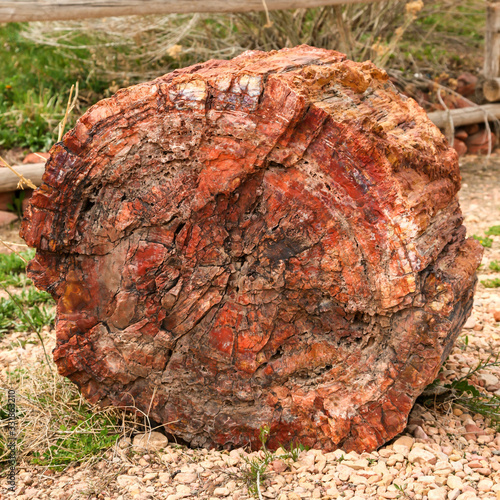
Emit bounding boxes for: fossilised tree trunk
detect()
[21,45,483,453]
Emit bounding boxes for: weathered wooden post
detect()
[21,46,482,452]
[484,0,500,101]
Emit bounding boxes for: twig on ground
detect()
[0,239,29,261]
[58,82,79,142]
[0,284,52,368]
[256,468,263,500]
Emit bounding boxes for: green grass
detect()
[31,414,119,471]
[482,278,500,288]
[422,356,500,431]
[0,23,108,151]
[0,249,55,335]
[241,425,273,497]
[446,357,500,431]
[490,260,500,272]
[472,235,493,248]
[0,249,35,275]
[240,425,309,497]
[416,2,483,42]
[486,225,500,236]
[280,440,309,461]
[392,0,483,73]
[0,363,123,471]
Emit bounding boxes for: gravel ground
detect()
[1,154,499,500]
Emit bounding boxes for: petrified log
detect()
[21,45,483,453]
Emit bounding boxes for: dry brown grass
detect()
[0,328,160,472]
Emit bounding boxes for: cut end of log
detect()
[20,45,483,453]
[484,78,500,102]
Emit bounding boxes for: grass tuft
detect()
[31,414,120,471]
[485,225,500,236]
[0,249,35,277]
[422,356,500,431]
[0,358,123,470]
[481,277,500,288]
[239,425,309,498]
[472,235,493,248]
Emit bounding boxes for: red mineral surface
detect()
[21,45,483,452]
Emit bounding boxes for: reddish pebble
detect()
[23,152,49,164]
[465,424,485,436]
[269,459,288,473]
[476,467,491,476]
[0,210,18,227]
[468,460,482,468]
[453,138,468,157]
[466,130,497,155]
[0,191,15,211]
[456,73,478,97]
[464,124,480,135]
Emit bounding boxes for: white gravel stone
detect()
[477,478,493,492]
[386,453,405,466]
[116,475,137,488]
[463,316,476,329]
[213,487,230,497]
[349,474,369,485]
[175,484,191,496]
[455,492,479,500]
[408,448,437,465]
[392,436,414,455]
[174,472,197,484]
[478,372,499,386]
[428,487,448,500]
[132,432,169,451]
[446,475,463,489]
[344,458,369,470]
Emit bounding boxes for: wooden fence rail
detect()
[0,0,383,23]
[0,163,45,192]
[427,104,500,130]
